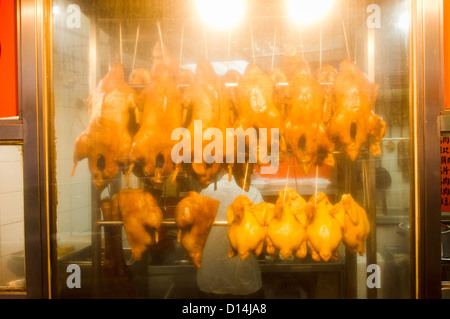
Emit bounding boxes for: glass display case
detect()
[6,0,443,299]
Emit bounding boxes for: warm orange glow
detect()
[288,0,334,25]
[196,0,245,30]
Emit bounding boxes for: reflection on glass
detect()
[51,0,411,299]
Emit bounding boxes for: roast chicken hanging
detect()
[284,62,335,175]
[175,191,220,268]
[265,188,310,260]
[333,194,370,256]
[328,60,386,161]
[227,196,272,261]
[306,193,343,262]
[70,62,137,191]
[127,63,183,185]
[112,189,163,261]
[176,60,235,188]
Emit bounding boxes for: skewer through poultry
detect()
[328,60,386,161]
[175,192,220,268]
[265,188,310,260]
[70,62,137,191]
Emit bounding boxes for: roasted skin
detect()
[175,192,220,268]
[328,60,386,161]
[235,63,285,163]
[70,62,137,191]
[127,63,183,184]
[266,188,310,260]
[271,67,290,121]
[180,61,234,188]
[315,65,338,124]
[306,193,343,262]
[285,65,335,175]
[333,194,370,255]
[227,196,269,260]
[112,189,163,261]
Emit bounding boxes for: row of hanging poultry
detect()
[70,43,386,193]
[102,185,369,268]
[70,42,382,266]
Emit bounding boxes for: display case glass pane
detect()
[50,0,412,299]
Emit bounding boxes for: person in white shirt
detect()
[197,162,265,299]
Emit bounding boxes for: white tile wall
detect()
[0,145,25,287]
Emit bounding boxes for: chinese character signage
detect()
[442,137,450,212]
[0,0,19,118]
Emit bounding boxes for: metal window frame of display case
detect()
[0,0,51,299]
[11,0,443,299]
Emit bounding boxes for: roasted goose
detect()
[333,194,370,255]
[112,189,163,261]
[70,62,137,191]
[100,198,137,298]
[315,65,338,124]
[178,61,234,188]
[306,193,343,262]
[235,63,285,163]
[328,60,386,161]
[227,195,270,261]
[285,65,335,175]
[266,188,310,259]
[175,191,220,268]
[127,63,183,185]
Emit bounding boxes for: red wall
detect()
[0,0,18,118]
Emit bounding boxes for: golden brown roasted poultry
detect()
[100,198,137,298]
[178,61,234,188]
[328,60,386,161]
[70,62,137,191]
[333,194,370,255]
[266,188,310,259]
[227,195,270,260]
[315,65,338,124]
[112,189,163,261]
[284,65,335,175]
[306,193,343,262]
[271,67,290,121]
[175,192,220,268]
[127,63,183,185]
[235,63,285,162]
